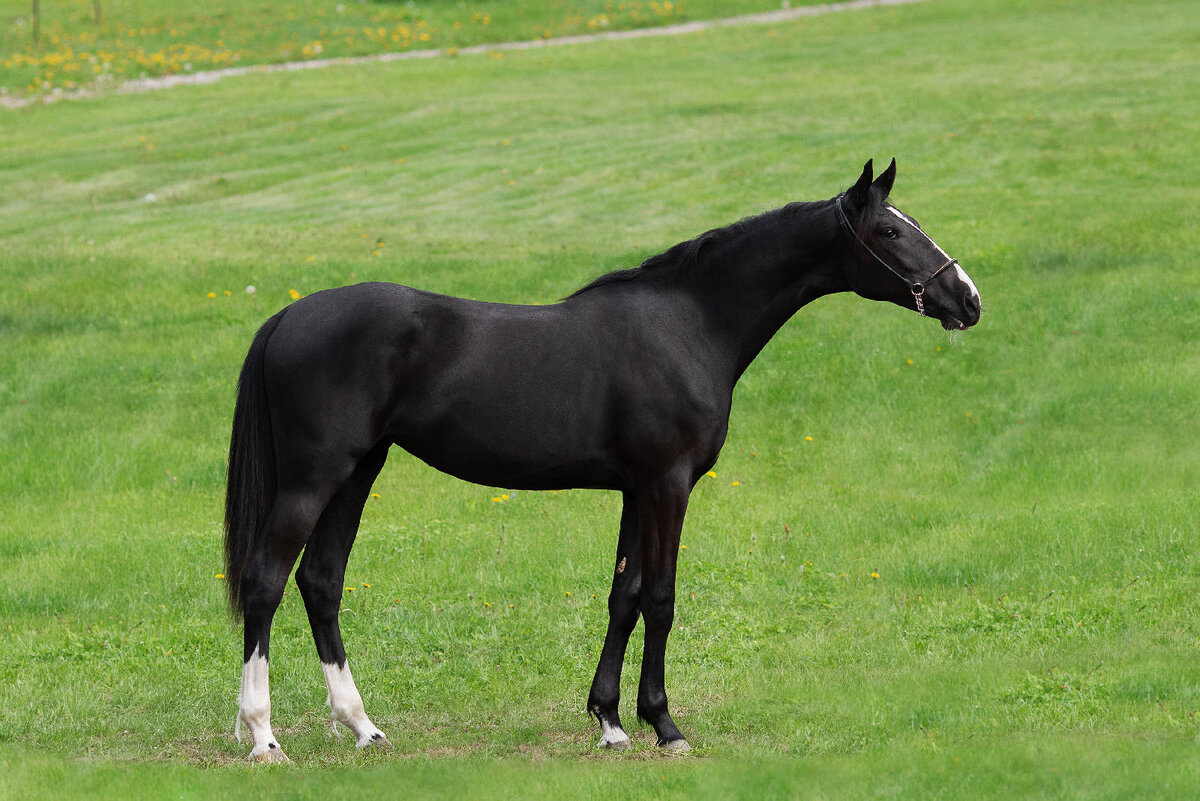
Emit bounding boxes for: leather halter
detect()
[835,195,958,317]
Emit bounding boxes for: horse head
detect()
[837,158,981,331]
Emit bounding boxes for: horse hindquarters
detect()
[224,310,295,761]
[226,303,394,760]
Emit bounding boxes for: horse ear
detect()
[872,157,897,199]
[844,159,874,211]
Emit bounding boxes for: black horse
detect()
[225,159,981,761]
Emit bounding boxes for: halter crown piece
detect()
[834,195,958,317]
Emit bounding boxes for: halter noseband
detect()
[835,195,957,317]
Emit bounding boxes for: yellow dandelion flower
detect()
[371,493,381,498]
[345,586,355,592]
[491,496,503,502]
[906,358,914,365]
[870,571,880,579]
[501,494,510,500]
[289,289,300,300]
[705,470,717,478]
[564,591,572,597]
[206,292,216,299]
[223,290,231,296]
[731,480,740,487]
[215,573,225,579]
[484,601,491,607]
[805,436,813,442]
[362,583,370,588]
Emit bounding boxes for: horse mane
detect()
[566,200,829,299]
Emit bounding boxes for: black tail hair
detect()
[224,310,286,620]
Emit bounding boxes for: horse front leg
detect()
[635,476,691,751]
[587,492,641,749]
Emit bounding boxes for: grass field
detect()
[0,0,797,97]
[2,0,1199,796]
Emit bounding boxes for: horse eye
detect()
[881,227,899,240]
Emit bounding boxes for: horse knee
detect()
[607,587,640,626]
[641,586,675,630]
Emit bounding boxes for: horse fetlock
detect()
[239,700,270,724]
[330,698,367,726]
[329,698,387,748]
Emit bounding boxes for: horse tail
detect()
[224,309,286,620]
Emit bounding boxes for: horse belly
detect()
[392,378,623,491]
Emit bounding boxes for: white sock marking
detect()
[322,661,388,748]
[238,646,285,759]
[597,719,631,748]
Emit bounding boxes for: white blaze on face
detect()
[886,206,980,301]
[953,262,980,301]
[237,645,283,758]
[322,660,389,748]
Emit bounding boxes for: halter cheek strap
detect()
[835,195,958,317]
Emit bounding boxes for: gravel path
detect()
[2,0,925,110]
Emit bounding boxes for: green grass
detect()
[3,0,1200,796]
[1,0,799,96]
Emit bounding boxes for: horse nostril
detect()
[963,291,981,320]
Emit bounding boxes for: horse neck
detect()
[688,202,848,380]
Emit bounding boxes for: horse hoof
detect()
[597,733,632,750]
[249,744,291,763]
[357,732,392,751]
[660,738,691,753]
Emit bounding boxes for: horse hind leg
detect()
[295,443,391,750]
[237,485,334,762]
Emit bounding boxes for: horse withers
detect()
[224,159,981,761]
